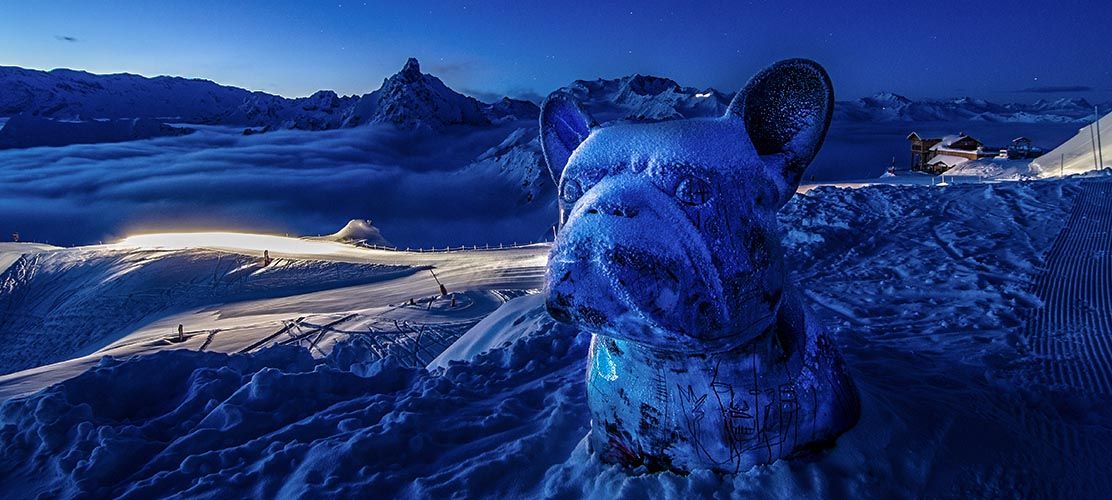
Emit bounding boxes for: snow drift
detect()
[314,219,392,246]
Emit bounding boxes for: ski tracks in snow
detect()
[1027,179,1112,395]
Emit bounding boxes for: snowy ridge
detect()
[836,92,1105,124]
[0,59,539,141]
[5,61,1098,148]
[0,65,276,122]
[559,74,730,123]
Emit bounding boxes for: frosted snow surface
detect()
[944,157,1040,180]
[3,179,1112,497]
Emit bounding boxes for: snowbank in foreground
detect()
[0,329,591,498]
[4,180,1112,497]
[428,293,552,369]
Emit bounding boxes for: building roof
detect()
[929,134,983,151]
[940,134,964,145]
[928,154,972,167]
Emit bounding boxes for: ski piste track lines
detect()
[234,288,524,364]
[1027,179,1112,395]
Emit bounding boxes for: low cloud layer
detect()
[465,88,545,104]
[0,125,556,247]
[1019,85,1094,94]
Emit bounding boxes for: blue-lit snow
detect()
[2,178,1111,497]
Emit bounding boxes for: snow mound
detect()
[943,158,1040,180]
[316,219,392,246]
[429,293,559,369]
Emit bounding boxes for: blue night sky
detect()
[1,0,1110,103]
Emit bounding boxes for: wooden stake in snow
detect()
[429,269,448,296]
[1091,119,1100,172]
[177,324,184,342]
[1097,106,1105,169]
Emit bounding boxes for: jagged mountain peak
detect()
[859,92,913,106]
[345,56,491,130]
[400,58,422,80]
[620,74,682,96]
[1032,97,1093,110]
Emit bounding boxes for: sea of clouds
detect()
[0,116,1079,247]
[0,124,557,247]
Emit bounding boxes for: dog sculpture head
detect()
[542,59,833,352]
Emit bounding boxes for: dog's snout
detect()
[566,174,657,222]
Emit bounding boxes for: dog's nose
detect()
[584,205,638,218]
[566,174,652,224]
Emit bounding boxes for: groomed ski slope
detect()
[1027,179,1112,393]
[1033,111,1110,175]
[3,178,1112,498]
[0,236,547,397]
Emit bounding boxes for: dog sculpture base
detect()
[584,291,858,474]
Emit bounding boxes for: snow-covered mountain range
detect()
[0,58,539,147]
[3,59,1104,142]
[836,92,1103,124]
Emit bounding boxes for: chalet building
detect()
[1006,137,1039,159]
[908,132,994,174]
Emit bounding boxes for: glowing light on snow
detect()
[694,92,712,98]
[116,232,342,255]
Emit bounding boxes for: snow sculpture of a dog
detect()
[541,59,860,474]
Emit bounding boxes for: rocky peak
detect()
[399,58,423,82]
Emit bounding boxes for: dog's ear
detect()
[540,92,594,185]
[726,59,833,206]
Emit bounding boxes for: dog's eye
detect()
[675,176,712,206]
[561,179,583,204]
